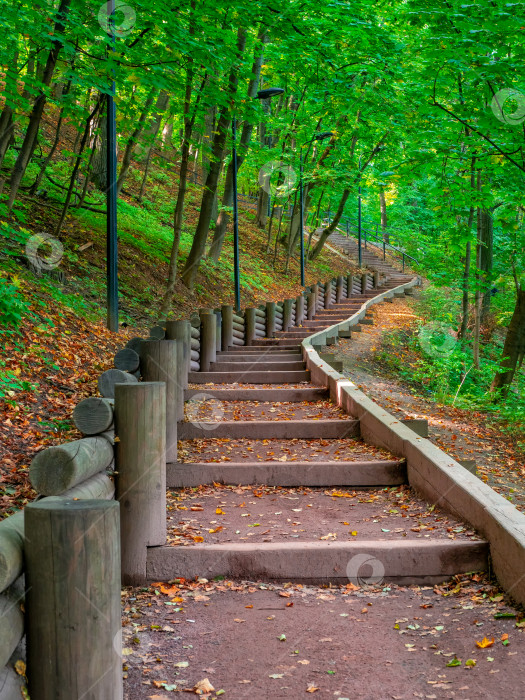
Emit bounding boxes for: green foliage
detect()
[0,279,30,328]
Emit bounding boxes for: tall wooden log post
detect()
[140,340,180,454]
[361,272,368,294]
[336,276,344,303]
[114,382,166,584]
[306,292,316,320]
[266,301,276,338]
[347,274,354,298]
[221,305,233,351]
[214,309,222,352]
[25,499,122,700]
[200,310,217,372]
[296,295,305,325]
[373,270,380,288]
[245,308,256,346]
[324,281,332,308]
[283,299,293,332]
[311,283,319,309]
[165,319,191,389]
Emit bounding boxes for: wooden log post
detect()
[140,341,179,456]
[98,369,137,399]
[295,294,305,325]
[214,309,222,352]
[306,292,316,320]
[324,281,332,308]
[114,382,166,585]
[29,437,114,496]
[149,325,166,339]
[373,270,380,288]
[266,301,276,338]
[114,347,140,373]
[73,397,114,435]
[125,337,143,354]
[361,272,368,294]
[283,299,293,332]
[245,308,256,346]
[311,283,319,309]
[347,274,354,298]
[336,275,344,303]
[221,305,233,351]
[199,311,217,372]
[165,319,191,389]
[25,499,122,700]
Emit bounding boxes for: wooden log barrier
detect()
[266,301,276,338]
[73,397,114,435]
[214,309,222,352]
[29,437,114,496]
[140,341,179,455]
[25,499,122,700]
[98,369,137,399]
[336,276,344,303]
[149,325,166,340]
[114,347,140,373]
[283,298,293,332]
[295,295,305,325]
[0,591,24,668]
[306,292,316,320]
[165,319,191,390]
[200,311,217,372]
[221,305,233,351]
[324,282,332,308]
[245,308,256,346]
[114,382,166,585]
[361,272,368,293]
[125,337,143,354]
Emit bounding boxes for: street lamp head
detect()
[315,131,334,140]
[256,87,285,100]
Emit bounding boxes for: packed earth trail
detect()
[122,271,525,700]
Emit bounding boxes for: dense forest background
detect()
[0,0,524,440]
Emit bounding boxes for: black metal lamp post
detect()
[357,155,362,267]
[299,131,333,286]
[231,87,284,312]
[106,0,118,332]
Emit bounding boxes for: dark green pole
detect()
[357,156,362,267]
[232,117,240,312]
[106,0,118,332]
[299,147,305,286]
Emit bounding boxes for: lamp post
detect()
[106,0,118,332]
[299,131,333,286]
[357,155,362,267]
[231,87,284,312]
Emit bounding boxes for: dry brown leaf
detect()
[194,678,215,694]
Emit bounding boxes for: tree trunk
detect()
[308,187,351,260]
[208,34,266,262]
[7,0,72,210]
[490,287,525,395]
[116,87,157,195]
[181,28,247,290]
[379,187,388,242]
[479,207,494,325]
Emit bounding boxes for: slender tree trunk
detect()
[116,87,157,195]
[490,287,525,395]
[379,187,388,242]
[208,31,267,262]
[181,27,247,290]
[8,0,72,210]
[480,207,494,326]
[308,187,351,260]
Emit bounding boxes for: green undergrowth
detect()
[375,286,525,449]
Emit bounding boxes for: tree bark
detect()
[7,0,72,210]
[116,87,157,195]
[490,287,525,395]
[379,187,388,241]
[308,188,351,260]
[181,27,247,290]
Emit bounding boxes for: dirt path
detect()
[332,295,525,513]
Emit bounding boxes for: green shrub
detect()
[0,279,30,328]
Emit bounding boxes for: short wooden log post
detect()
[347,274,354,298]
[245,308,256,346]
[336,276,344,303]
[114,382,166,584]
[373,270,380,288]
[199,311,216,372]
[306,292,316,320]
[25,499,122,700]
[266,301,276,338]
[221,305,233,351]
[214,309,222,351]
[283,298,293,331]
[165,319,191,389]
[140,340,180,452]
[295,295,305,325]
[324,281,332,308]
[311,283,319,308]
[361,272,368,294]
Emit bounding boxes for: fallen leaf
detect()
[194,678,214,694]
[306,685,319,693]
[476,637,494,649]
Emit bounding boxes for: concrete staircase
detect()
[328,230,409,279]
[147,277,488,586]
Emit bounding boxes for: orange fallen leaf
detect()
[475,637,494,648]
[194,678,214,694]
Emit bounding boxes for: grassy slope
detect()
[0,151,361,516]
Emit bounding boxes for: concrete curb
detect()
[301,276,525,606]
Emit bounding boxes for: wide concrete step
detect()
[209,360,305,372]
[147,540,489,585]
[178,418,360,440]
[226,345,302,353]
[167,459,407,488]
[184,387,328,402]
[188,370,310,384]
[216,352,302,361]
